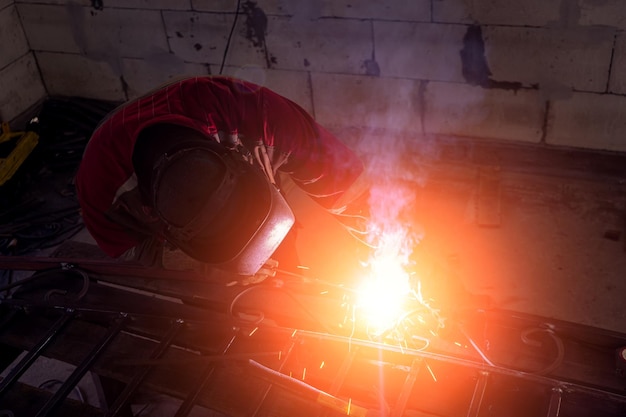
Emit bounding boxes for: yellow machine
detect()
[0,121,39,186]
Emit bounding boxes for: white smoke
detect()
[357,129,428,265]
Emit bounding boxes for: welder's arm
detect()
[252,86,370,242]
[326,171,371,243]
[104,183,167,266]
[120,236,164,266]
[280,124,371,243]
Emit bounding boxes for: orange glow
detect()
[351,224,445,344]
[356,236,412,335]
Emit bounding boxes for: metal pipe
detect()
[251,336,298,417]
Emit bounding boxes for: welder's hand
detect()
[328,173,373,246]
[227,259,279,286]
[331,194,371,246]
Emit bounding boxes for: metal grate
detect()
[0,262,626,416]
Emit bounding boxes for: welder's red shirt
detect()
[75,76,363,258]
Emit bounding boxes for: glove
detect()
[328,172,372,245]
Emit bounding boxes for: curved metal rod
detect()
[43,268,91,303]
[0,265,92,302]
[458,323,566,375]
[520,327,566,376]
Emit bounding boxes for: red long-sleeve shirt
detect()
[75,76,363,258]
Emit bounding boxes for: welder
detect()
[75,76,368,283]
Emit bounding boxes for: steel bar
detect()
[35,313,129,417]
[0,309,74,398]
[0,308,18,331]
[4,296,626,409]
[546,387,563,417]
[329,347,358,395]
[251,336,299,417]
[106,318,185,417]
[247,359,369,417]
[467,370,490,417]
[317,346,359,417]
[0,255,210,282]
[174,333,238,417]
[391,358,422,417]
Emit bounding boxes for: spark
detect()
[425,362,437,382]
[454,342,462,347]
[347,222,446,345]
[278,351,282,360]
[248,327,258,336]
[302,367,307,380]
[347,398,352,415]
[291,329,297,338]
[320,361,325,369]
[320,290,329,295]
[356,248,411,334]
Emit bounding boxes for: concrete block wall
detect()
[5,0,626,153]
[0,0,45,123]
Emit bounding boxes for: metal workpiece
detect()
[0,261,625,416]
[0,309,74,397]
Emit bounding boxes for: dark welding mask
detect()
[148,139,294,276]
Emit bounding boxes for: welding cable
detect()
[38,379,86,403]
[18,205,80,225]
[14,222,62,240]
[26,222,85,253]
[10,221,84,256]
[218,0,242,75]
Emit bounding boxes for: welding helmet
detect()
[136,124,295,276]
